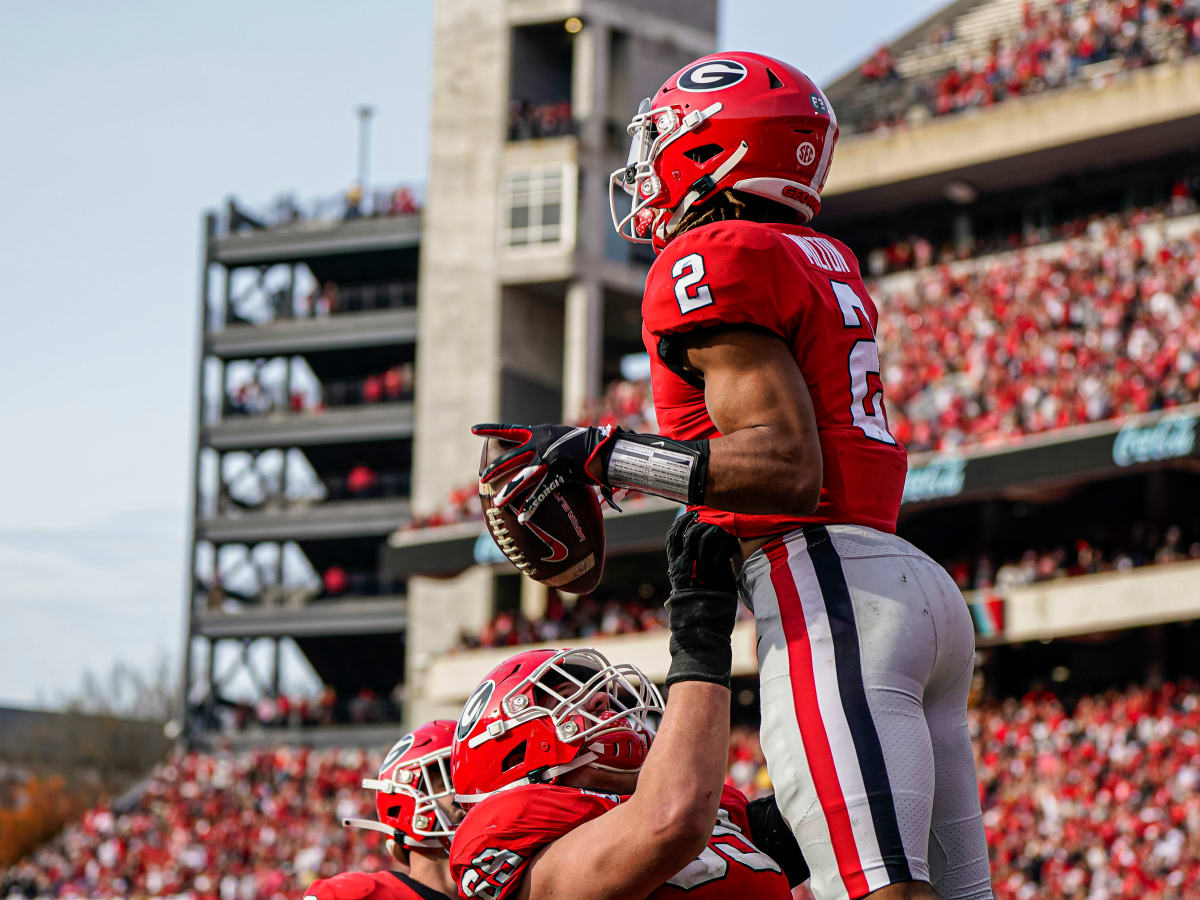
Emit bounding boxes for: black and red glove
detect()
[472,423,621,522]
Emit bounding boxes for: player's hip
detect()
[738,523,972,674]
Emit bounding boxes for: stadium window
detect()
[501,163,575,251]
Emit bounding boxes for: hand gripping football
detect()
[478,437,606,593]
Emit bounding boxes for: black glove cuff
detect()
[664,588,736,689]
[746,795,811,888]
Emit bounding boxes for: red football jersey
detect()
[305,870,452,900]
[641,219,908,537]
[450,784,790,899]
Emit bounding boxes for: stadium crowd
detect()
[223,362,414,419]
[849,0,1200,133]
[452,520,1197,648]
[507,99,573,140]
[876,213,1200,452]
[7,681,1199,898]
[864,189,1198,276]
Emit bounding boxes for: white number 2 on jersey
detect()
[829,280,897,445]
[671,252,714,314]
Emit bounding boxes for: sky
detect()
[0,0,944,708]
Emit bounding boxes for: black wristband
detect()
[664,587,736,689]
[746,795,810,888]
[601,430,709,506]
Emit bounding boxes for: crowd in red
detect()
[225,362,414,419]
[850,0,1200,133]
[877,212,1200,452]
[980,681,1200,898]
[946,521,1199,592]
[9,682,1198,898]
[454,520,1196,648]
[865,189,1197,276]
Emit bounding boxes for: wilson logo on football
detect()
[676,59,747,92]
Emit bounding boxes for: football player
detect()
[449,513,808,899]
[473,52,991,900]
[305,720,461,900]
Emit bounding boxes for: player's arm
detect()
[677,326,821,515]
[513,515,739,900]
[472,332,818,520]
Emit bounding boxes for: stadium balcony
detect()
[416,554,1200,710]
[822,54,1200,225]
[211,189,421,269]
[207,299,417,360]
[197,495,412,544]
[202,400,414,452]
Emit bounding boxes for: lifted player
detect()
[474,52,991,900]
[305,720,461,900]
[449,514,807,899]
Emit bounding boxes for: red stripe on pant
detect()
[766,541,870,899]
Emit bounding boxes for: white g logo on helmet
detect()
[676,59,748,92]
[457,680,496,742]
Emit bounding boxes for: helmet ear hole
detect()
[501,741,528,772]
[684,144,724,164]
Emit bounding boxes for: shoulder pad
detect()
[303,872,378,900]
[644,221,798,340]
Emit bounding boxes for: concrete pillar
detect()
[520,576,550,622]
[562,279,603,420]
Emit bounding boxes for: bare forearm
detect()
[631,681,729,828]
[704,425,819,515]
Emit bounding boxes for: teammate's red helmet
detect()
[450,648,663,809]
[609,50,839,251]
[343,719,458,853]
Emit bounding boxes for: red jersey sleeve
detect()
[304,871,431,900]
[450,785,619,900]
[643,221,801,341]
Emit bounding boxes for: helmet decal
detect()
[458,680,496,742]
[796,143,816,166]
[381,734,415,775]
[809,92,828,115]
[677,59,747,92]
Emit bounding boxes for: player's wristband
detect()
[602,431,708,506]
[664,587,736,689]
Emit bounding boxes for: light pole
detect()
[356,104,375,206]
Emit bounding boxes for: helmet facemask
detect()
[608,98,727,246]
[361,745,457,844]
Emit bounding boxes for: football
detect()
[478,438,606,593]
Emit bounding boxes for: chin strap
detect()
[664,140,750,237]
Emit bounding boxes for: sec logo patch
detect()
[796,143,817,166]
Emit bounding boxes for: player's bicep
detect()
[681,328,822,514]
[686,329,816,443]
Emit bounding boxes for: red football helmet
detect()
[450,648,663,808]
[609,51,839,251]
[343,719,458,853]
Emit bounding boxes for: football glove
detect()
[472,423,620,523]
[664,511,740,689]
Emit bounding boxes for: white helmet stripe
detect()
[812,84,838,193]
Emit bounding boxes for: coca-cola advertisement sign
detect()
[1112,414,1198,467]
